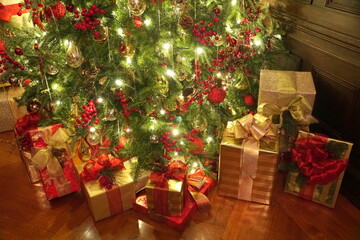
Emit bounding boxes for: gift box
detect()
[7,86,27,122]
[0,0,33,28]
[28,124,80,200]
[218,114,279,205]
[75,155,135,221]
[257,70,317,168]
[145,160,187,217]
[284,131,353,208]
[134,169,216,231]
[0,89,14,132]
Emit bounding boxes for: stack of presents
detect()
[1,69,353,230]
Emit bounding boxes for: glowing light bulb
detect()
[172,129,179,136]
[181,57,186,61]
[216,72,222,77]
[206,136,213,142]
[42,32,47,36]
[166,69,175,77]
[63,39,69,47]
[115,79,123,86]
[90,127,96,132]
[174,152,179,156]
[125,127,131,133]
[126,58,132,64]
[254,40,262,46]
[56,100,61,105]
[117,28,124,36]
[231,0,237,5]
[52,84,59,90]
[196,47,204,54]
[180,141,184,145]
[192,162,198,168]
[97,97,103,103]
[160,109,166,115]
[144,19,151,26]
[163,43,171,50]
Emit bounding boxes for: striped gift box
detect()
[218,127,278,205]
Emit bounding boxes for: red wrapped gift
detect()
[134,169,216,231]
[145,160,187,217]
[28,124,80,200]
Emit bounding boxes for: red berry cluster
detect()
[160,131,182,160]
[74,99,100,128]
[0,50,25,73]
[191,8,221,46]
[115,90,138,123]
[19,134,32,151]
[17,1,44,16]
[183,129,201,143]
[74,5,106,38]
[99,175,113,190]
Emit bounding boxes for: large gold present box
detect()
[258,70,316,118]
[218,114,279,205]
[284,131,353,208]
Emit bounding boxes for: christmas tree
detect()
[0,0,286,178]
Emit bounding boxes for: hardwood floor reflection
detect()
[1,130,359,240]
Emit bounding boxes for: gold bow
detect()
[31,128,70,178]
[257,95,316,126]
[229,114,276,179]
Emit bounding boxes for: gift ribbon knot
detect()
[150,160,187,188]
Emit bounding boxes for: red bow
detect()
[291,135,348,185]
[80,154,125,189]
[0,3,28,22]
[150,160,187,188]
[15,112,41,136]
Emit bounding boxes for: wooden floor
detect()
[1,130,360,240]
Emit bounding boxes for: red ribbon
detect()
[149,160,187,188]
[0,3,28,22]
[15,112,41,136]
[291,135,348,185]
[80,154,125,189]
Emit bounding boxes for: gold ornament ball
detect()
[105,109,117,121]
[150,135,159,143]
[8,74,20,86]
[86,132,101,146]
[94,26,108,43]
[234,80,249,90]
[46,65,59,75]
[119,43,135,58]
[27,99,42,113]
[128,0,146,16]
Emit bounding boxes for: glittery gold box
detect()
[0,89,14,132]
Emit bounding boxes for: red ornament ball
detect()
[66,4,74,12]
[243,93,256,106]
[45,1,66,20]
[213,8,221,15]
[15,47,23,55]
[208,87,226,103]
[189,137,204,154]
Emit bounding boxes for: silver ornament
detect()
[105,109,117,121]
[150,135,159,143]
[46,65,59,75]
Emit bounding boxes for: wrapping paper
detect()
[218,118,279,205]
[284,131,353,208]
[7,86,27,122]
[0,89,14,132]
[28,124,80,200]
[75,163,135,221]
[0,0,32,27]
[19,150,41,183]
[258,70,316,119]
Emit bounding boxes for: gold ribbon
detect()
[31,128,70,178]
[257,95,316,126]
[228,114,276,200]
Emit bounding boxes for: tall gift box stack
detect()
[218,114,279,205]
[257,70,316,168]
[284,131,353,208]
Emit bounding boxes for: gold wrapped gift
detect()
[75,164,135,221]
[145,178,184,217]
[19,150,41,183]
[0,89,14,132]
[7,86,27,122]
[284,131,353,208]
[258,70,316,126]
[218,114,279,205]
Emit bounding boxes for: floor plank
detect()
[1,130,360,240]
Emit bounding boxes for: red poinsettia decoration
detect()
[291,135,348,185]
